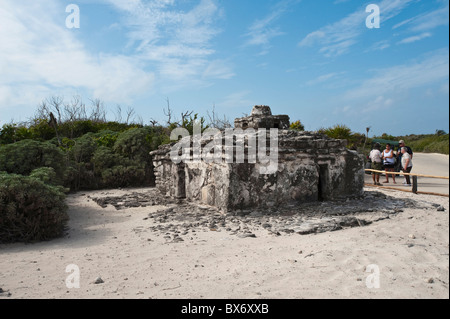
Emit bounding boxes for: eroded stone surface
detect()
[150,106,365,212]
[91,188,431,240]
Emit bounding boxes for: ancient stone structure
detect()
[235,105,290,130]
[150,106,365,212]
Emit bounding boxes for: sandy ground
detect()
[0,154,448,299]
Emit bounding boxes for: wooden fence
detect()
[364,169,449,197]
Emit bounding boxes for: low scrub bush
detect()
[0,139,66,182]
[0,173,68,243]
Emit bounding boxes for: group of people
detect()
[369,140,414,186]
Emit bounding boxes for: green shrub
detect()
[0,173,68,243]
[0,124,19,145]
[181,114,209,135]
[113,128,152,161]
[0,139,66,180]
[64,135,98,190]
[29,167,61,186]
[318,124,352,140]
[68,134,98,163]
[29,119,56,141]
[405,134,449,154]
[100,165,146,188]
[290,120,305,132]
[113,128,155,186]
[97,121,142,133]
[92,146,126,170]
[93,130,119,148]
[421,138,449,154]
[92,147,147,188]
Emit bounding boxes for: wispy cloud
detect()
[398,32,433,44]
[392,1,448,46]
[0,0,234,115]
[299,0,415,57]
[0,0,155,112]
[393,1,449,32]
[106,0,233,83]
[243,0,299,54]
[366,40,391,52]
[344,49,449,104]
[216,91,254,109]
[307,72,341,86]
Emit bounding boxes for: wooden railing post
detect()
[364,168,449,197]
[412,176,418,194]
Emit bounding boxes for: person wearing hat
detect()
[397,140,413,184]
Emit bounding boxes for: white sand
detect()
[1,155,449,299]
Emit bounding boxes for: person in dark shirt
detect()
[397,140,413,160]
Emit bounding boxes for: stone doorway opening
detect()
[318,164,329,202]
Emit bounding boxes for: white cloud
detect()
[344,49,449,104]
[366,40,391,52]
[393,1,449,32]
[333,105,352,115]
[307,73,340,86]
[216,91,254,110]
[299,0,414,57]
[202,60,235,80]
[106,0,232,82]
[0,0,233,115]
[362,96,394,113]
[0,0,155,111]
[397,32,432,44]
[243,0,298,53]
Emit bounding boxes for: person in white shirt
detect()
[401,147,413,186]
[382,143,397,184]
[369,143,383,185]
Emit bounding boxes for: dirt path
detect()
[1,187,448,299]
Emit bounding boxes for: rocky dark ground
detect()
[89,188,444,243]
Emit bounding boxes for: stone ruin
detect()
[150,106,365,213]
[235,105,290,130]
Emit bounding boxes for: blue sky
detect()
[0,0,448,136]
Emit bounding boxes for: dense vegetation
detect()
[371,131,449,155]
[398,133,449,155]
[312,125,449,155]
[0,97,209,242]
[0,97,447,243]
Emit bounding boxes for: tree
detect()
[206,104,232,130]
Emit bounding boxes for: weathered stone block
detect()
[150,106,364,212]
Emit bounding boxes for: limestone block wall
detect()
[224,135,364,211]
[150,130,365,212]
[184,162,231,208]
